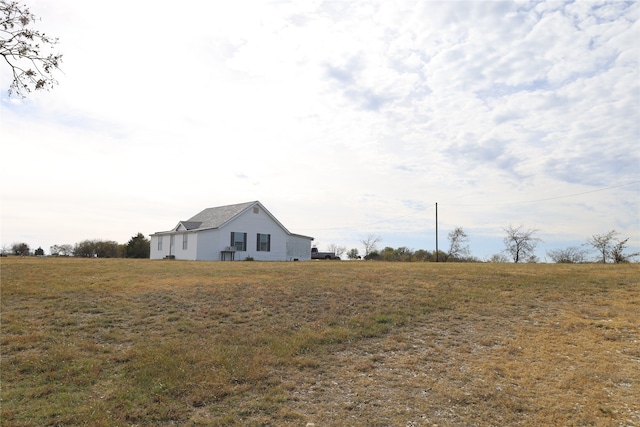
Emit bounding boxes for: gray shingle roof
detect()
[151,200,313,240]
[184,201,257,230]
[179,221,203,230]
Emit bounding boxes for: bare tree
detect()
[1,1,62,97]
[585,230,618,263]
[503,225,541,263]
[326,243,346,259]
[11,242,29,255]
[444,226,470,262]
[547,247,588,264]
[488,253,509,263]
[361,234,382,257]
[73,239,119,258]
[50,243,73,256]
[610,237,640,264]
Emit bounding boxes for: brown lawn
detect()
[1,258,638,426]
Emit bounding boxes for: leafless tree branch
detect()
[1,0,62,97]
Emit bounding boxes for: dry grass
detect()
[1,258,638,426]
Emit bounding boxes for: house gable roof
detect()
[154,201,313,240]
[185,201,257,230]
[174,221,202,231]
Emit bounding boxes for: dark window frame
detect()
[231,232,247,251]
[257,233,271,252]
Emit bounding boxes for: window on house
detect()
[231,232,247,251]
[170,235,175,250]
[257,233,271,251]
[253,206,259,214]
[157,236,163,251]
[182,234,188,250]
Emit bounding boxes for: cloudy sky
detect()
[1,0,639,260]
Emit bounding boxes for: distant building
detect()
[149,201,313,261]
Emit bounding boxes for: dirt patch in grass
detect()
[1,258,638,426]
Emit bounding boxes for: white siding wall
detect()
[222,208,290,261]
[150,233,198,260]
[195,229,220,261]
[150,235,164,260]
[287,235,313,261]
[175,232,198,260]
[150,204,313,261]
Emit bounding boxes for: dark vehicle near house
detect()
[311,247,340,260]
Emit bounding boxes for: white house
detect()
[149,201,314,261]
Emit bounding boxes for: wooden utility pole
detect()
[435,202,438,262]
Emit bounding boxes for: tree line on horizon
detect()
[2,233,151,259]
[329,227,639,264]
[3,227,637,263]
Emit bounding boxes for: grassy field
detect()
[1,258,639,426]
